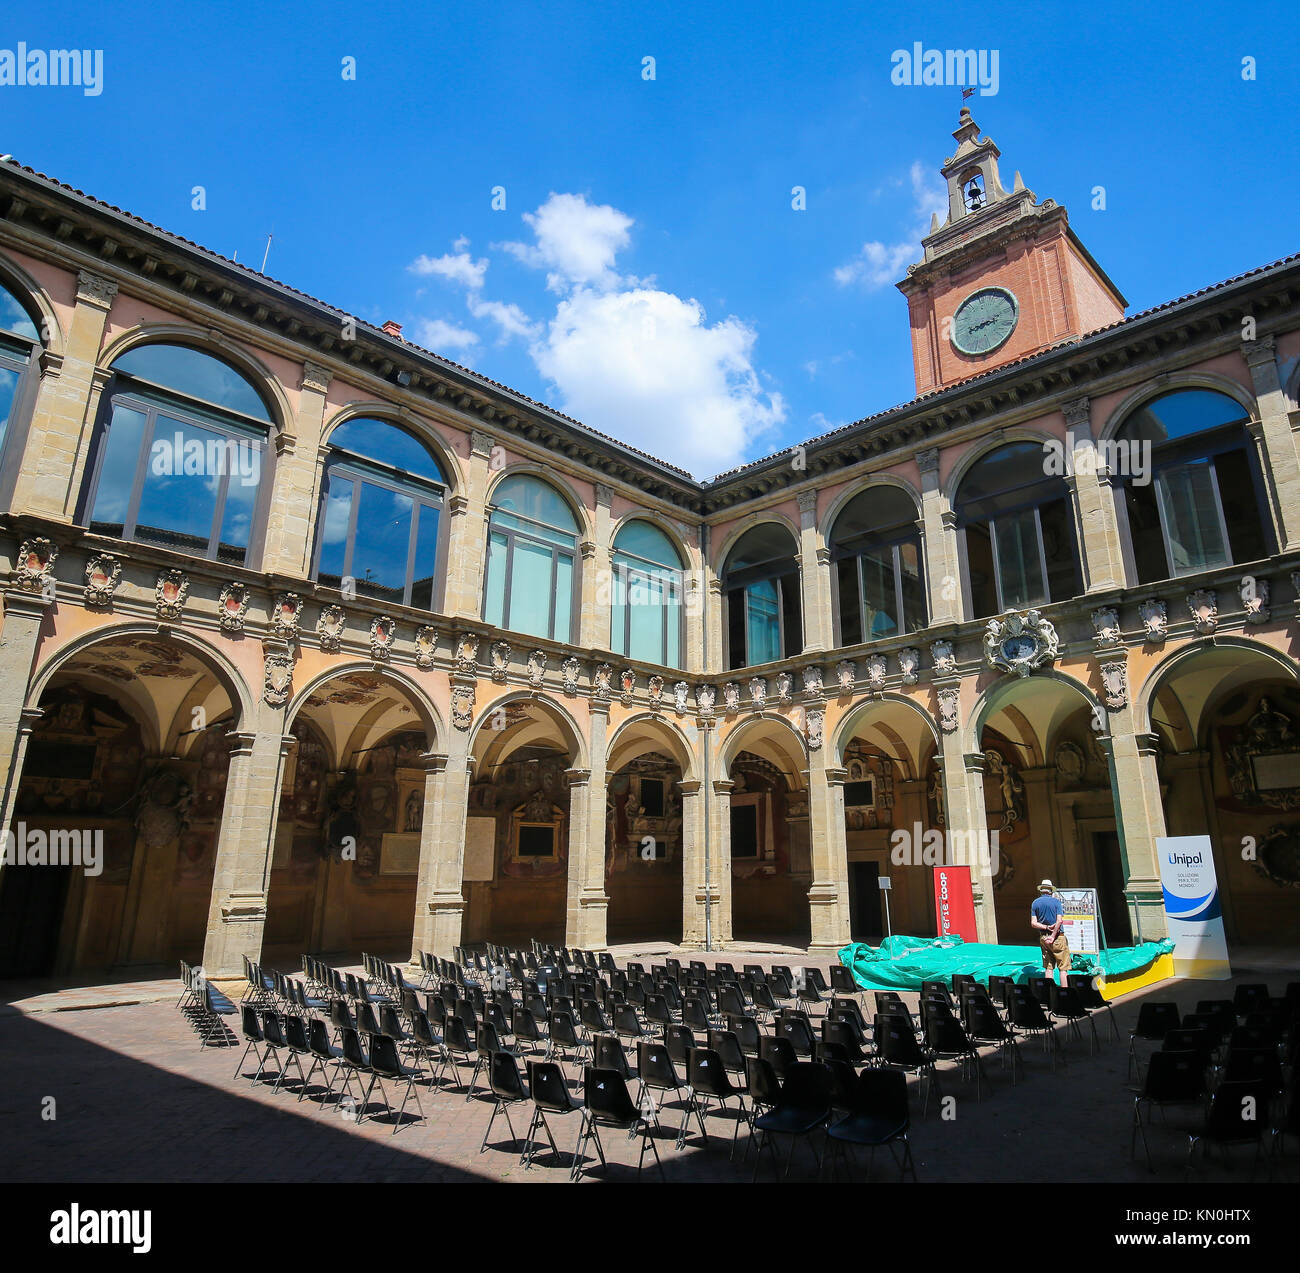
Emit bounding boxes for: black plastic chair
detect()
[1049,982,1099,1054]
[261,1011,305,1092]
[480,1050,529,1153]
[1008,989,1064,1072]
[707,1028,749,1085]
[727,1013,762,1060]
[926,1012,987,1100]
[592,1033,633,1082]
[438,1013,476,1091]
[830,964,858,996]
[1186,1079,1268,1178]
[965,995,1022,1084]
[363,1031,424,1132]
[301,1016,347,1107]
[778,1015,818,1060]
[546,1008,588,1071]
[521,1060,580,1171]
[572,1067,666,1182]
[685,1046,748,1158]
[1068,972,1120,1042]
[742,1054,783,1156]
[636,1039,694,1145]
[760,1034,797,1081]
[820,1019,868,1065]
[827,1067,916,1181]
[664,1024,695,1070]
[1130,1050,1207,1171]
[234,1004,268,1080]
[876,1013,942,1115]
[751,1061,832,1180]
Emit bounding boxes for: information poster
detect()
[1156,834,1232,980]
[932,865,977,942]
[1056,887,1100,954]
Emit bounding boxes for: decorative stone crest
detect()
[527,650,547,688]
[562,657,581,696]
[270,592,302,640]
[1139,598,1167,645]
[14,537,58,595]
[414,625,438,669]
[936,687,960,734]
[723,682,741,714]
[1054,741,1086,783]
[982,610,1059,678]
[369,616,396,662]
[696,684,716,719]
[217,583,251,633]
[1187,589,1217,636]
[490,641,511,682]
[749,677,768,710]
[776,671,793,703]
[1240,576,1270,624]
[155,569,189,622]
[1091,605,1121,648]
[930,639,957,677]
[898,647,920,685]
[805,709,824,751]
[619,669,636,706]
[648,674,664,709]
[76,269,118,308]
[263,648,294,706]
[451,684,475,731]
[1099,659,1129,710]
[673,681,690,714]
[802,665,824,702]
[592,662,613,703]
[836,659,857,694]
[865,655,887,693]
[84,553,122,607]
[455,632,480,676]
[313,608,340,653]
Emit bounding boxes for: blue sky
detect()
[6,2,1298,477]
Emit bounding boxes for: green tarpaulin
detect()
[837,933,1175,991]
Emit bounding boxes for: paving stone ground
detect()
[0,946,1295,1185]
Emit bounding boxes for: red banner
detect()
[933,865,978,942]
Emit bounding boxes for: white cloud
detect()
[501,193,633,292]
[530,287,784,477]
[409,237,488,291]
[467,296,541,343]
[415,318,480,352]
[834,161,948,291]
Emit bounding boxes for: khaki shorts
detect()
[1041,934,1071,971]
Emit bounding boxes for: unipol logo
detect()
[50,1205,151,1254]
[1169,851,1203,867]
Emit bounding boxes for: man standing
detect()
[1031,879,1070,985]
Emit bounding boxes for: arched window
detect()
[314,419,447,609]
[82,344,272,565]
[1115,389,1271,582]
[483,474,579,642]
[829,487,926,645]
[611,520,684,667]
[0,277,42,486]
[721,523,802,669]
[956,441,1079,617]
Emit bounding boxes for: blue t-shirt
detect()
[1031,894,1063,930]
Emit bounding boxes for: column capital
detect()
[595,482,614,508]
[470,429,495,458]
[916,446,940,477]
[712,778,735,796]
[796,488,818,516]
[565,767,592,788]
[1241,335,1277,368]
[676,779,702,797]
[962,751,987,774]
[418,750,450,773]
[75,269,118,309]
[301,360,333,392]
[1062,395,1092,432]
[824,766,849,786]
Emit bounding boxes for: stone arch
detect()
[606,711,697,781]
[469,690,589,773]
[1097,372,1258,444]
[320,400,464,495]
[484,462,595,544]
[287,662,444,753]
[833,692,938,779]
[0,247,65,356]
[711,512,802,577]
[967,668,1104,757]
[719,711,808,787]
[819,473,923,544]
[943,427,1066,505]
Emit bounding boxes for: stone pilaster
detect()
[1243,337,1300,551]
[261,360,330,577]
[564,706,609,949]
[12,270,117,520]
[676,779,708,946]
[796,489,831,652]
[1061,396,1125,591]
[580,483,614,648]
[916,447,963,624]
[409,748,453,960]
[200,710,294,978]
[708,776,735,946]
[443,430,494,619]
[805,760,851,952]
[0,591,51,854]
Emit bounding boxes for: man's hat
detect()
[1037,879,1055,893]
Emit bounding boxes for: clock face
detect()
[951,287,1019,356]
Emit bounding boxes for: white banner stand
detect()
[1156,835,1232,980]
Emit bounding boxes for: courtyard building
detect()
[0,108,1296,981]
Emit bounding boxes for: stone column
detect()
[409,748,451,960]
[11,270,117,520]
[564,704,610,949]
[1061,396,1126,592]
[677,778,708,946]
[806,762,851,952]
[201,707,295,979]
[580,484,613,649]
[261,360,331,577]
[708,776,735,946]
[1243,337,1300,551]
[916,447,963,625]
[0,591,50,854]
[935,683,998,942]
[706,576,725,671]
[443,430,493,619]
[796,489,831,653]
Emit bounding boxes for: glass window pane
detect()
[1156,461,1229,574]
[410,503,440,610]
[628,569,665,663]
[610,567,628,656]
[859,546,899,638]
[553,552,574,641]
[613,519,681,568]
[317,476,354,589]
[0,283,39,341]
[483,531,509,628]
[665,592,681,668]
[1040,497,1079,603]
[135,416,221,555]
[993,508,1045,609]
[510,538,557,639]
[89,404,147,536]
[491,474,577,533]
[352,483,415,604]
[837,558,863,646]
[780,573,802,656]
[747,578,781,665]
[0,363,20,455]
[1124,482,1167,585]
[1214,448,1269,565]
[726,589,746,669]
[965,523,996,619]
[898,540,926,632]
[328,419,444,483]
[112,345,270,420]
[217,444,262,565]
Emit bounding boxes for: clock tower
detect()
[898,107,1127,395]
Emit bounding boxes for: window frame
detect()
[610,530,685,668]
[829,521,927,646]
[484,496,580,644]
[0,321,44,511]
